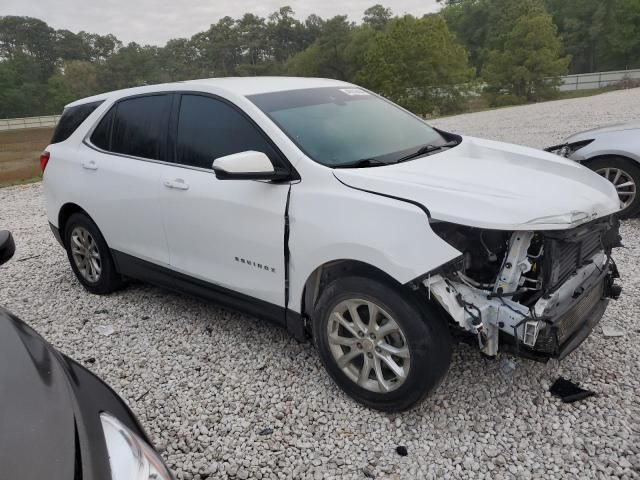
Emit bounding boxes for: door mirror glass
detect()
[212,151,287,180]
[0,230,15,266]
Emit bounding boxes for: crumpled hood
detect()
[334,136,620,230]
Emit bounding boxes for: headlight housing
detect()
[525,210,590,226]
[100,412,173,480]
[544,139,594,157]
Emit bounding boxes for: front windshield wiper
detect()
[333,158,388,169]
[394,139,460,164]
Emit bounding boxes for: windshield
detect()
[248,87,446,167]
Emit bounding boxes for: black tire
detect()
[313,275,452,411]
[63,212,123,294]
[584,157,640,219]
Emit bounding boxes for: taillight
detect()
[40,151,50,172]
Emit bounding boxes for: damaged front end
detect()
[420,217,622,360]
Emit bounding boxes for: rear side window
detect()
[91,94,171,161]
[175,94,281,169]
[51,101,103,144]
[90,107,114,151]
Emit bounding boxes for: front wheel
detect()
[584,157,640,218]
[313,276,452,411]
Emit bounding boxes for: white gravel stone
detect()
[1,88,640,479]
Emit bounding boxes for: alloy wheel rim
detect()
[327,299,410,393]
[70,226,102,283]
[596,167,637,209]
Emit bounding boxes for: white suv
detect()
[43,77,622,411]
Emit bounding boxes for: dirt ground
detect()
[0,127,53,185]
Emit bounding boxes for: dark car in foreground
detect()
[0,230,173,480]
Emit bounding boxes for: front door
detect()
[160,93,290,308]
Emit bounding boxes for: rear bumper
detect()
[49,222,63,247]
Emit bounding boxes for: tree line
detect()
[1,0,639,119]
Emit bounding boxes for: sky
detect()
[3,0,442,46]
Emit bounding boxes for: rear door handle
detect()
[82,160,98,170]
[163,178,190,190]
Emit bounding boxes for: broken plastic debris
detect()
[549,377,595,403]
[95,325,115,336]
[602,325,626,338]
[396,446,408,457]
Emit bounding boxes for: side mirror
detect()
[212,151,290,181]
[0,230,15,266]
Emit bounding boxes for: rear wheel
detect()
[64,212,123,294]
[313,276,451,411]
[584,157,640,218]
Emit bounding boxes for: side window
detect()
[109,95,171,161]
[176,94,281,169]
[90,107,114,151]
[51,101,103,144]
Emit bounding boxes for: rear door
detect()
[158,93,290,308]
[79,94,171,265]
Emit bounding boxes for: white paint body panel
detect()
[287,166,462,312]
[157,163,289,306]
[213,151,274,173]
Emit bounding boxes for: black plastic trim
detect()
[111,250,287,327]
[49,222,63,247]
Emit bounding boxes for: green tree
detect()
[0,56,48,116]
[482,13,569,104]
[357,15,473,115]
[287,16,355,80]
[267,7,305,62]
[440,0,547,74]
[191,17,241,76]
[0,16,57,81]
[46,60,99,111]
[363,5,393,30]
[544,0,613,73]
[606,0,640,69]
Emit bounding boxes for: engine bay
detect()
[423,217,622,358]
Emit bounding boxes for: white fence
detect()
[557,68,640,91]
[0,115,60,131]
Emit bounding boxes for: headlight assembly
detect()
[544,139,594,157]
[525,210,590,226]
[100,412,173,480]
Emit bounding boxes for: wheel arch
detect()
[58,203,91,244]
[582,153,640,166]
[299,259,410,323]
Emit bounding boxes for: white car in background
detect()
[42,77,622,411]
[546,122,640,217]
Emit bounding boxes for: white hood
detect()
[334,136,621,230]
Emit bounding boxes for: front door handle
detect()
[163,178,190,190]
[82,160,98,170]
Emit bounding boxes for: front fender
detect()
[287,181,461,313]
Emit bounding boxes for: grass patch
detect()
[0,176,42,188]
[0,127,52,186]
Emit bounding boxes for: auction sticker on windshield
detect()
[339,88,369,96]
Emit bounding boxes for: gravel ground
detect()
[1,89,640,480]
